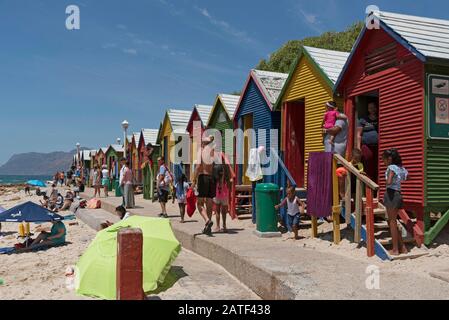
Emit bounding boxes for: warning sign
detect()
[432,78,449,95]
[428,74,449,140]
[436,98,449,124]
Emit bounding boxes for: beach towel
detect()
[0,247,15,254]
[307,152,333,218]
[246,148,263,182]
[87,198,101,209]
[186,188,197,218]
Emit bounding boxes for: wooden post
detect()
[311,216,318,238]
[116,228,144,300]
[332,159,340,244]
[345,172,352,225]
[354,179,362,243]
[365,187,375,257]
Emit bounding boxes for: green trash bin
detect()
[115,180,122,197]
[254,183,281,237]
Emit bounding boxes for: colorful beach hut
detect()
[126,132,140,183]
[186,104,213,179]
[234,69,288,185]
[207,94,240,156]
[157,109,191,175]
[335,10,449,245]
[94,147,107,168]
[275,46,349,187]
[138,129,160,184]
[105,144,124,189]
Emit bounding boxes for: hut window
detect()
[364,43,398,75]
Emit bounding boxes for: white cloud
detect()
[300,10,318,24]
[298,8,323,33]
[102,43,117,49]
[195,6,255,44]
[116,24,127,30]
[123,48,137,55]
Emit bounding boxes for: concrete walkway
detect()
[79,188,449,300]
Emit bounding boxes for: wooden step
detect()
[236,185,252,192]
[374,222,389,230]
[378,236,416,246]
[374,208,386,216]
[236,204,252,208]
[236,194,252,199]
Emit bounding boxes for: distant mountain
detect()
[0,148,89,175]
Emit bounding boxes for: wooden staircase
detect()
[334,154,428,261]
[235,184,253,219]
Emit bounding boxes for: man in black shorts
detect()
[157,157,170,218]
[192,136,217,235]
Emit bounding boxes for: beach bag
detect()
[87,198,101,209]
[186,188,197,218]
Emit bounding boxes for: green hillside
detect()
[256,22,363,73]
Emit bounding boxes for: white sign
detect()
[436,98,449,124]
[432,79,449,95]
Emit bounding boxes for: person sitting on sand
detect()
[40,195,50,208]
[18,221,66,252]
[100,205,131,229]
[60,191,74,211]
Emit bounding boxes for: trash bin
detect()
[115,180,122,197]
[254,183,281,237]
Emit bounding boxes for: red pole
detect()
[116,228,145,300]
[365,187,375,257]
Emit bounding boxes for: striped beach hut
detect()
[207,94,240,156]
[105,144,124,185]
[335,10,449,245]
[234,69,288,185]
[157,109,191,174]
[186,104,213,179]
[138,128,160,185]
[275,46,349,187]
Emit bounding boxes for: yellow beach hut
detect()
[275,46,349,187]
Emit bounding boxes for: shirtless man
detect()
[192,136,218,235]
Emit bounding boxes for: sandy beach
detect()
[0,186,259,300]
[0,186,96,300]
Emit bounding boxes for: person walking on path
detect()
[119,158,135,209]
[156,157,172,218]
[382,148,409,256]
[175,174,189,223]
[192,136,217,236]
[213,164,231,233]
[101,165,109,197]
[93,166,102,198]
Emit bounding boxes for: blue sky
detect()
[0,0,447,165]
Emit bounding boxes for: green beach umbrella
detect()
[75,216,181,300]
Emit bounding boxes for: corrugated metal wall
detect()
[281,58,337,184]
[426,140,449,207]
[425,65,449,209]
[235,79,280,184]
[340,28,425,206]
[209,101,233,155]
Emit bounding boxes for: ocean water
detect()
[0,175,52,185]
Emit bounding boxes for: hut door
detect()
[284,101,305,187]
[243,114,253,185]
